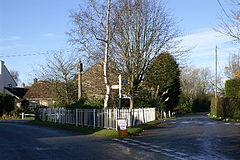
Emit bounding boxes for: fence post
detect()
[76,109,78,126]
[21,112,24,120]
[93,109,96,128]
[115,109,118,130]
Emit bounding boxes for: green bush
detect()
[66,98,103,109]
[225,78,240,98]
[0,93,15,116]
[176,96,194,113]
[192,95,211,112]
[177,95,211,113]
[211,97,240,120]
[210,97,218,116]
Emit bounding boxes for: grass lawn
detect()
[28,119,168,138]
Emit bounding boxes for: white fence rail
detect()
[37,108,156,129]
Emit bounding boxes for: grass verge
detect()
[208,113,240,122]
[0,117,35,120]
[28,119,168,138]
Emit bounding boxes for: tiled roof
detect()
[24,81,56,99]
[4,87,29,99]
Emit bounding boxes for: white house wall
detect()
[0,60,17,93]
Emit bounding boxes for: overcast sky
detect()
[0,0,239,85]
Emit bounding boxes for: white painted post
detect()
[21,112,24,120]
[163,111,167,119]
[168,110,171,118]
[115,109,118,131]
[76,109,78,126]
[93,109,96,128]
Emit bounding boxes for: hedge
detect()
[0,93,15,116]
[211,97,240,120]
[225,78,240,98]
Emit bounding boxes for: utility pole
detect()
[215,45,218,98]
[77,61,83,99]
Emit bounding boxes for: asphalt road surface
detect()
[0,113,239,160]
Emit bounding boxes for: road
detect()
[0,113,239,160]
[113,113,240,160]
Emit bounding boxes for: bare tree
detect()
[38,51,79,105]
[10,70,19,84]
[180,66,214,97]
[68,0,181,108]
[225,52,240,78]
[111,0,180,108]
[216,0,240,42]
[68,0,112,108]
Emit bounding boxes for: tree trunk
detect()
[129,96,134,109]
[103,0,111,108]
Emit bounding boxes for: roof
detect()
[24,81,56,99]
[4,87,29,99]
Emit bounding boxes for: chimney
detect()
[0,60,4,75]
[33,78,38,84]
[22,82,26,88]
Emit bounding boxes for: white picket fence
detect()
[37,108,156,129]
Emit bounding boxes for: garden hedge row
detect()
[211,97,240,120]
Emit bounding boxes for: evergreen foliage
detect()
[144,52,181,110]
[225,78,240,98]
[0,93,15,116]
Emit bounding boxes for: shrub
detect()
[177,95,211,113]
[176,96,194,113]
[192,95,211,112]
[66,98,103,109]
[0,93,15,116]
[225,78,240,98]
[210,97,240,120]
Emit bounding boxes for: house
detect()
[0,60,28,99]
[82,63,119,100]
[24,79,56,107]
[0,60,28,107]
[0,60,17,93]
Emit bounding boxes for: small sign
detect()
[118,119,127,130]
[111,85,119,89]
[122,94,132,99]
[121,80,128,85]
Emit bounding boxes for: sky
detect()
[0,0,239,86]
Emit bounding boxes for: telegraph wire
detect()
[0,51,52,58]
[216,0,230,18]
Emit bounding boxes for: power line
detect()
[216,0,230,18]
[0,53,45,58]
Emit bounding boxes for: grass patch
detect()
[127,120,168,136]
[27,119,168,137]
[0,116,35,121]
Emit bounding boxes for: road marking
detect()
[127,142,138,146]
[139,145,151,149]
[224,123,230,125]
[175,157,187,160]
[149,148,162,153]
[162,148,174,152]
[174,152,188,156]
[207,122,216,125]
[181,121,191,124]
[161,152,176,157]
[150,145,160,148]
[113,138,190,159]
[123,138,140,143]
[139,142,151,145]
